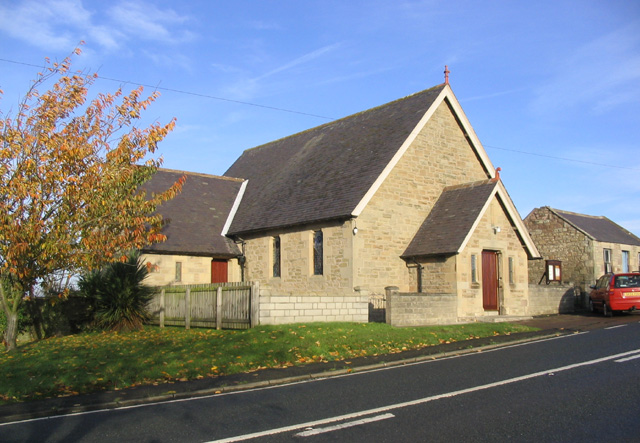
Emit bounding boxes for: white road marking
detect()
[615,353,640,363]
[2,331,589,428]
[605,324,628,330]
[294,413,395,437]
[208,348,640,442]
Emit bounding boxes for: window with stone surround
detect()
[508,257,515,285]
[471,254,477,283]
[272,236,281,278]
[622,250,629,273]
[313,230,323,275]
[546,260,561,283]
[604,248,612,274]
[175,262,182,282]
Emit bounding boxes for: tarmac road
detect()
[0,311,637,424]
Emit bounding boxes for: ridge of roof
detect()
[238,84,449,156]
[224,83,450,235]
[548,207,640,246]
[442,178,496,191]
[157,168,244,183]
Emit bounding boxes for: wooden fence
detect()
[147,282,259,330]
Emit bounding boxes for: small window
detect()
[622,251,629,273]
[175,262,182,282]
[471,254,477,284]
[508,257,515,285]
[273,236,281,278]
[603,248,612,273]
[546,260,561,283]
[313,230,323,275]
[638,252,640,272]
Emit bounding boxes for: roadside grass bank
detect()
[0,321,537,404]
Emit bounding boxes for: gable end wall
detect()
[524,207,595,290]
[355,100,488,294]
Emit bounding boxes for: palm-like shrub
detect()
[78,252,154,332]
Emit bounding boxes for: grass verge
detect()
[0,321,537,404]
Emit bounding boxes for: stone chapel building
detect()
[142,82,541,325]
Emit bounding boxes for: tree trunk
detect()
[4,309,18,351]
[1,279,23,352]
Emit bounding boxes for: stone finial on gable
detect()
[444,65,450,85]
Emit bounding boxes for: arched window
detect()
[313,230,323,275]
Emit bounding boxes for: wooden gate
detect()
[148,282,258,330]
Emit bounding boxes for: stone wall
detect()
[592,241,640,282]
[524,207,640,291]
[385,286,458,326]
[354,100,488,294]
[141,253,241,286]
[257,291,368,325]
[528,284,577,315]
[458,197,530,317]
[242,219,354,296]
[524,207,593,289]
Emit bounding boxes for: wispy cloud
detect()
[223,43,344,100]
[0,0,91,51]
[254,43,343,81]
[0,0,193,53]
[462,87,529,103]
[107,1,194,44]
[531,20,640,115]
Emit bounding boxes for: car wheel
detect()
[589,299,595,313]
[603,303,612,317]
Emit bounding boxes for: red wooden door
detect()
[482,251,498,310]
[211,259,228,283]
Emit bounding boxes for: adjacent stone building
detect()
[140,170,244,286]
[524,207,640,293]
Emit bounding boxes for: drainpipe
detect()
[234,237,246,282]
[409,258,424,293]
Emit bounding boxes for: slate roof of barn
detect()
[223,84,448,235]
[141,169,242,257]
[550,208,640,246]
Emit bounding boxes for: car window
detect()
[625,275,640,288]
[615,276,628,288]
[613,275,640,288]
[597,276,609,289]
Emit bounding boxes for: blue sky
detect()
[1,0,639,235]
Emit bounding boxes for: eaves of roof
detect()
[549,208,640,247]
[223,83,500,236]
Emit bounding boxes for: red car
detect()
[589,272,640,316]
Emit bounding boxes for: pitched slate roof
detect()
[551,208,640,246]
[402,180,498,258]
[141,169,243,257]
[224,84,448,235]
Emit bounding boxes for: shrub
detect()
[36,294,96,337]
[78,252,154,332]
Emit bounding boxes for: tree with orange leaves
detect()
[0,48,184,351]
